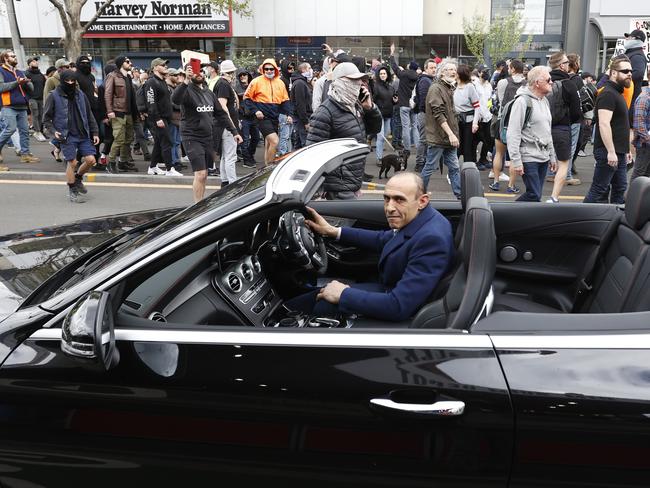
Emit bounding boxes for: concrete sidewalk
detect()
[0,136,595,199]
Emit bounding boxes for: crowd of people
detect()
[0,28,648,204]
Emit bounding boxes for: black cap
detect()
[203,61,219,70]
[26,56,39,64]
[45,66,57,76]
[332,52,352,64]
[114,55,128,68]
[625,29,646,42]
[76,55,92,65]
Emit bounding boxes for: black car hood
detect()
[0,208,180,316]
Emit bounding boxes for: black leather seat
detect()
[456,162,484,247]
[494,176,650,314]
[411,197,496,329]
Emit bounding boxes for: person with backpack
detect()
[546,51,581,203]
[490,59,526,193]
[505,66,557,202]
[414,59,437,172]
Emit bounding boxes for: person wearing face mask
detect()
[624,29,648,123]
[243,58,292,165]
[25,57,46,142]
[42,70,100,203]
[290,62,313,149]
[306,62,382,199]
[420,59,462,198]
[74,55,105,169]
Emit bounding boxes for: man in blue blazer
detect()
[301,172,454,322]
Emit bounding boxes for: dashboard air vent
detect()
[225,273,242,293]
[241,263,254,282]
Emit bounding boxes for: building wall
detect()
[422,0,490,35]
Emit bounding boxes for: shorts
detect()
[258,119,279,138]
[551,125,572,161]
[185,138,213,172]
[61,134,96,162]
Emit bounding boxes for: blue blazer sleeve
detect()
[338,232,452,321]
[340,227,392,254]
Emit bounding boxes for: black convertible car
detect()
[0,140,649,487]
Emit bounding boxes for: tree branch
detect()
[82,0,117,34]
[48,0,71,32]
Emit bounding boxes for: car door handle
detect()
[370,398,465,416]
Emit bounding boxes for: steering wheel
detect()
[278,210,328,274]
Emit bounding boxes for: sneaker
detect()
[545,176,555,182]
[566,178,581,186]
[74,175,88,194]
[133,148,143,155]
[180,156,190,164]
[488,182,500,191]
[546,196,559,203]
[242,161,257,169]
[165,167,183,177]
[107,161,117,173]
[446,174,450,185]
[20,154,40,163]
[363,173,373,182]
[0,165,9,172]
[577,150,587,157]
[33,132,47,142]
[476,163,488,171]
[99,154,107,165]
[207,168,220,177]
[506,185,521,194]
[51,148,62,162]
[68,186,81,203]
[489,171,509,182]
[148,166,165,175]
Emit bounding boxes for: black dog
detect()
[378,151,407,179]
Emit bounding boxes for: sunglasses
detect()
[616,69,632,74]
[263,67,275,71]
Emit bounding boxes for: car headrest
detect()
[625,176,650,230]
[460,162,483,212]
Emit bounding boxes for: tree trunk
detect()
[64,27,83,61]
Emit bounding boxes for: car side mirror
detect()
[61,290,120,371]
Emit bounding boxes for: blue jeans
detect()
[584,147,627,204]
[375,117,392,159]
[168,124,181,166]
[517,161,549,202]
[421,145,461,197]
[240,118,260,162]
[399,106,419,149]
[277,114,292,155]
[0,107,30,155]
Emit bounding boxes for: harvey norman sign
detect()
[81,0,231,37]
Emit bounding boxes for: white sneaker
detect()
[180,156,190,164]
[148,166,164,175]
[446,174,451,185]
[499,173,510,182]
[165,168,183,176]
[33,132,46,142]
[546,197,559,203]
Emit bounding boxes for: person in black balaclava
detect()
[25,57,47,141]
[42,70,99,203]
[75,55,106,169]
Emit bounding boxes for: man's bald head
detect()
[387,172,426,198]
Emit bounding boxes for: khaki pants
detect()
[108,114,134,162]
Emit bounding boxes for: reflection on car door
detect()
[492,332,650,487]
[0,327,513,487]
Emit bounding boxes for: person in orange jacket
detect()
[243,58,293,164]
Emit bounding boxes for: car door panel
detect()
[491,332,650,487]
[0,327,513,487]
[490,203,620,310]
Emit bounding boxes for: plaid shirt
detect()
[633,86,650,148]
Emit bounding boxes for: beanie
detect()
[114,56,127,69]
[408,61,419,71]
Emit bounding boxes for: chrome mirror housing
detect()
[61,290,120,371]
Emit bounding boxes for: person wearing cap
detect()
[277,59,296,156]
[165,68,182,170]
[0,49,39,165]
[212,59,242,184]
[104,55,139,173]
[206,61,220,91]
[42,70,99,203]
[25,57,46,142]
[144,58,177,176]
[624,29,648,124]
[243,58,292,165]
[312,50,352,112]
[173,63,241,202]
[306,62,382,199]
[43,58,69,102]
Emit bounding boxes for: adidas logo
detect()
[196,105,214,113]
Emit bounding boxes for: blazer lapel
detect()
[378,207,435,269]
[379,230,405,268]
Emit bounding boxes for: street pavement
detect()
[0,136,596,201]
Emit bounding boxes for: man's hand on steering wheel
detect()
[305,207,339,239]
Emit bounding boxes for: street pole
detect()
[5,0,27,68]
